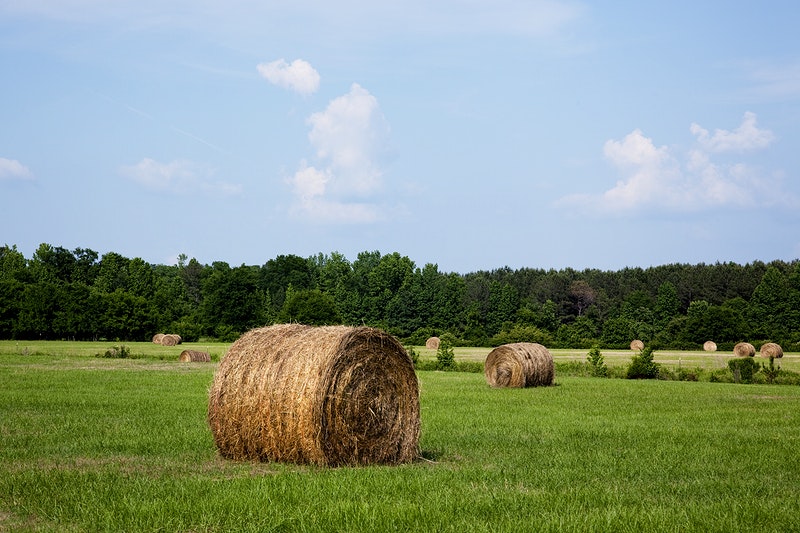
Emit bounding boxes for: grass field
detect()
[1,342,799,531]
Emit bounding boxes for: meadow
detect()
[1,341,799,532]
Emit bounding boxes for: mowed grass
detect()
[1,345,800,531]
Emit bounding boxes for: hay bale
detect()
[733,342,756,357]
[207,324,420,466]
[152,333,165,344]
[160,334,182,346]
[760,342,783,359]
[425,336,440,350]
[484,342,554,388]
[703,341,717,352]
[179,350,210,362]
[630,339,644,351]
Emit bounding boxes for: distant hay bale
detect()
[207,324,420,466]
[703,341,717,352]
[760,342,783,359]
[160,334,182,346]
[630,339,644,351]
[152,333,165,344]
[425,336,440,350]
[179,350,210,362]
[484,342,554,388]
[733,342,756,357]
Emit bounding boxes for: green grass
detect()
[1,347,800,531]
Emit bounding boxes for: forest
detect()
[1,243,798,351]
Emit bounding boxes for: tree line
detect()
[1,243,799,350]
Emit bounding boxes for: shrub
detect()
[626,346,659,379]
[98,345,130,359]
[586,345,608,377]
[727,357,760,384]
[436,339,456,371]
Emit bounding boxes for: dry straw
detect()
[152,333,165,344]
[179,350,210,362]
[160,334,182,346]
[630,339,644,351]
[760,342,784,359]
[207,324,420,466]
[703,341,717,352]
[733,342,756,357]
[484,342,554,388]
[425,336,440,350]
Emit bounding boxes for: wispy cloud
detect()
[557,112,792,213]
[120,158,242,196]
[257,59,320,96]
[0,158,34,180]
[287,83,391,223]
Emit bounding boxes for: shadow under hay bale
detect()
[425,336,440,350]
[760,342,783,358]
[630,340,644,351]
[179,350,210,362]
[484,342,554,388]
[207,324,420,466]
[733,342,756,357]
[703,341,717,352]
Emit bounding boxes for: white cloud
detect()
[257,59,320,96]
[287,83,391,223]
[120,158,242,196]
[690,111,775,153]
[0,158,34,180]
[557,113,793,213]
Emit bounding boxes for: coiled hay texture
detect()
[179,350,210,362]
[160,334,182,346]
[207,324,420,466]
[733,342,756,357]
[425,336,440,350]
[484,342,554,388]
[152,333,165,344]
[760,342,783,358]
[630,339,644,351]
[703,341,717,352]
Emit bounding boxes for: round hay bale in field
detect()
[484,342,554,388]
[152,333,165,344]
[733,342,756,357]
[703,341,717,352]
[160,334,182,346]
[207,324,420,466]
[760,342,783,359]
[425,336,440,350]
[630,339,644,351]
[179,350,210,362]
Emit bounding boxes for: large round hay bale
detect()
[161,334,182,346]
[484,342,554,388]
[207,324,420,466]
[703,341,717,352]
[152,333,165,344]
[179,350,210,362]
[425,336,440,350]
[630,339,644,351]
[760,342,783,359]
[733,342,756,357]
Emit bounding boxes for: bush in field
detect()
[405,345,419,366]
[436,339,456,371]
[728,357,760,384]
[586,345,608,377]
[626,346,659,379]
[98,345,130,359]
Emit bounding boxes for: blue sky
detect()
[2,1,799,273]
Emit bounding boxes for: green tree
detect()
[436,338,456,370]
[278,288,341,325]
